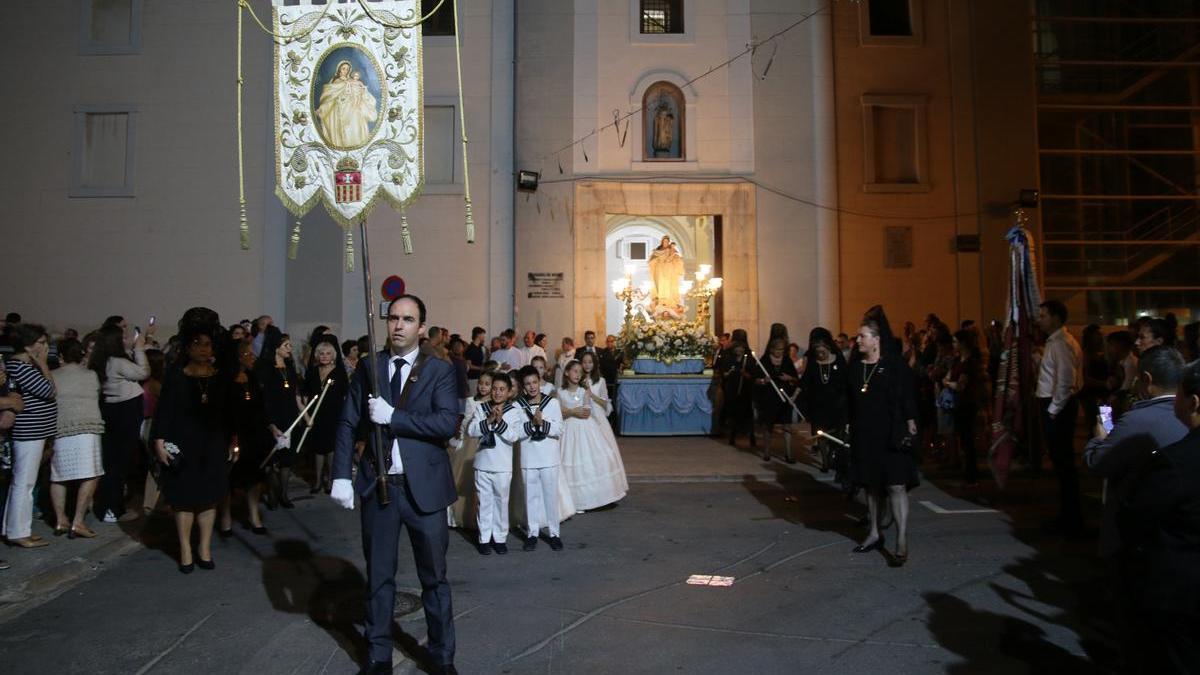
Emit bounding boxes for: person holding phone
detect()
[1085,346,1187,562]
[90,320,153,523]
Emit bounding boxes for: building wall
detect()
[515,0,824,348]
[0,1,270,334]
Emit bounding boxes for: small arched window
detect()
[643,82,685,161]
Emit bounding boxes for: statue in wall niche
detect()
[643,82,684,160]
[652,101,675,155]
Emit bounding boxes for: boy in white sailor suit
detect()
[467,371,525,555]
[515,366,565,551]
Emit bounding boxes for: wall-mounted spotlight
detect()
[517,170,540,193]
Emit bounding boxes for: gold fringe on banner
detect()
[236,2,249,250]
[400,209,414,255]
[452,0,474,244]
[344,229,355,272]
[288,219,302,259]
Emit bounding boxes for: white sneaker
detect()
[102,510,118,524]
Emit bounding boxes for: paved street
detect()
[0,436,1112,674]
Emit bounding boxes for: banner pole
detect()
[358,219,391,507]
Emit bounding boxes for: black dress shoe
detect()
[357,660,392,675]
[493,541,508,555]
[548,536,564,551]
[197,558,215,570]
[251,526,268,536]
[522,536,537,551]
[852,536,884,553]
[217,528,233,539]
[178,562,195,574]
[476,542,492,555]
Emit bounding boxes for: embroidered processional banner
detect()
[273,1,423,227]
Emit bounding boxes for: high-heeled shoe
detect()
[178,562,195,574]
[217,528,233,539]
[251,525,268,535]
[197,558,215,570]
[890,550,908,567]
[852,536,885,553]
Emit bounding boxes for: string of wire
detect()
[536,174,992,222]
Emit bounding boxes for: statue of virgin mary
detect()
[647,236,684,313]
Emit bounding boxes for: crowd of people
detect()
[3,301,1198,670]
[708,303,1198,670]
[0,310,631,572]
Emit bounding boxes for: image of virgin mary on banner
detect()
[273,1,423,227]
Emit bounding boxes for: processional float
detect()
[235,0,473,504]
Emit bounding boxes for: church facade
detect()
[2,0,1035,346]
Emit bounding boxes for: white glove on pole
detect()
[368,396,394,425]
[331,478,355,510]
[274,434,291,451]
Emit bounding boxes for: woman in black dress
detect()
[799,327,850,480]
[254,326,304,509]
[722,334,756,448]
[754,338,800,462]
[227,339,272,534]
[151,328,235,572]
[849,313,918,565]
[302,335,348,494]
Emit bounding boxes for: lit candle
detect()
[709,277,723,290]
[698,264,712,280]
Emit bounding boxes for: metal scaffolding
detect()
[1033,0,1200,324]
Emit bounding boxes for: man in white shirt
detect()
[517,329,546,368]
[1035,299,1085,536]
[490,334,523,372]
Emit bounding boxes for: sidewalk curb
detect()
[0,535,143,625]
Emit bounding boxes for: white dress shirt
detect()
[1035,327,1083,416]
[518,344,547,368]
[386,344,420,474]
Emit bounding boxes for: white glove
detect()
[331,478,355,510]
[274,434,291,451]
[368,396,394,425]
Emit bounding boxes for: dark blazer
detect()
[333,346,459,514]
[1118,426,1200,615]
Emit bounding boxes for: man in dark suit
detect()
[1118,358,1200,674]
[331,295,460,675]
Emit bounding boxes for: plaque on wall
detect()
[527,272,564,299]
[884,226,913,268]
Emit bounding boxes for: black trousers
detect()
[360,475,455,665]
[1039,396,1082,530]
[98,396,143,517]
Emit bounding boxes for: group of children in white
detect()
[447,353,628,554]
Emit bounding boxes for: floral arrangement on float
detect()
[619,317,713,373]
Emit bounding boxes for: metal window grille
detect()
[641,0,683,34]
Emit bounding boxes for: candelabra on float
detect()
[685,264,723,325]
[611,264,654,328]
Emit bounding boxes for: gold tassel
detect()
[287,218,302,260]
[400,209,414,254]
[344,229,355,272]
[464,198,475,243]
[238,198,249,250]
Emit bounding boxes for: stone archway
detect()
[573,181,758,344]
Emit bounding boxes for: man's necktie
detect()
[391,357,408,404]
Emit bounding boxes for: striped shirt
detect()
[5,359,57,441]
